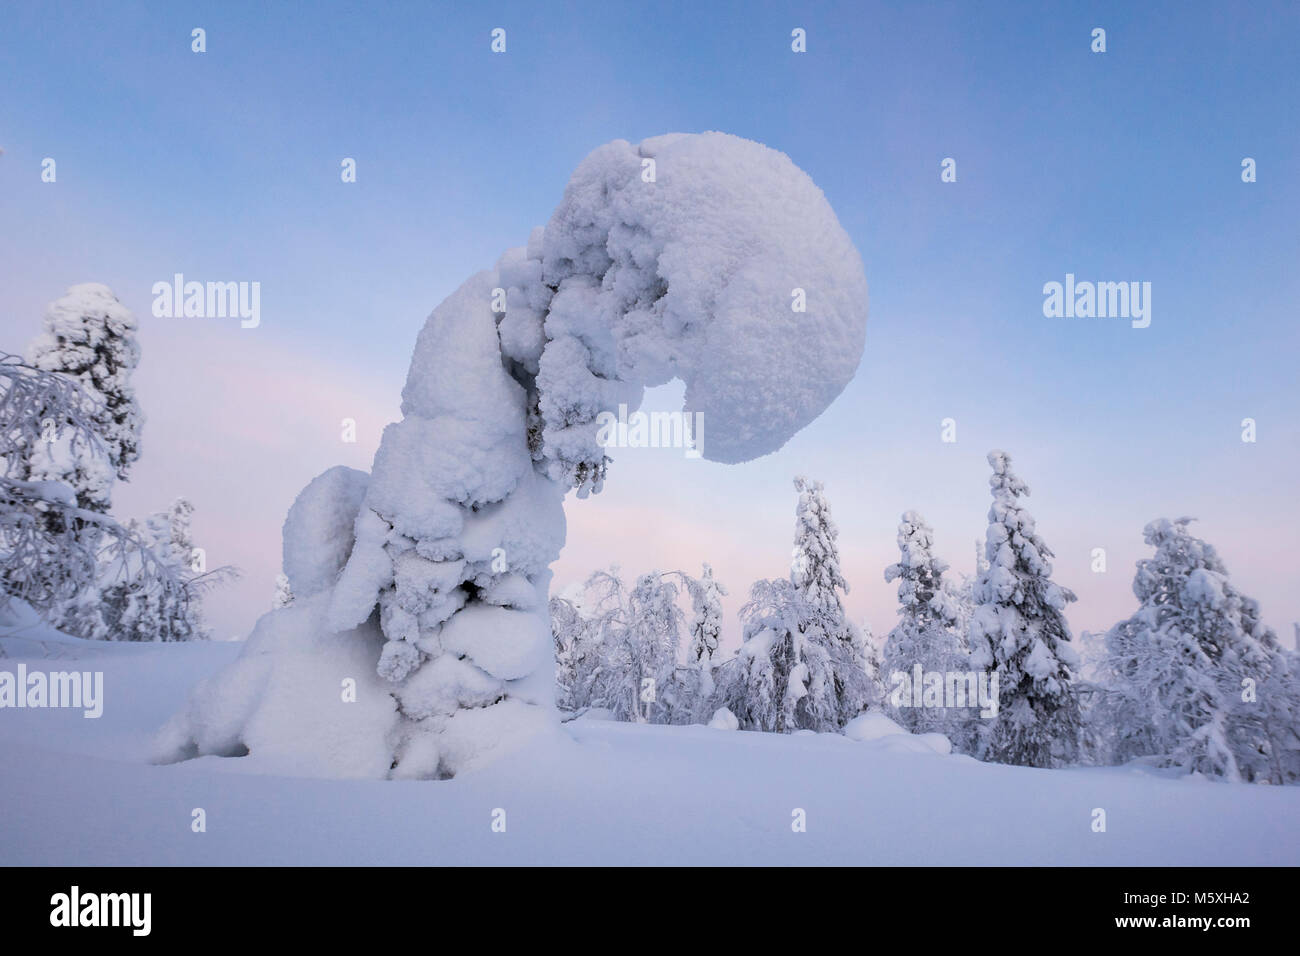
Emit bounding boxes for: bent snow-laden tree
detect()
[156,132,869,779]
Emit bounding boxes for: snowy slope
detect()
[1,629,1296,866]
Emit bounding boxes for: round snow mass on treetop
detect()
[536,132,868,463]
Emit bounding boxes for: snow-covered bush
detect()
[158,132,869,778]
[1096,518,1300,784]
[707,706,739,730]
[967,451,1082,768]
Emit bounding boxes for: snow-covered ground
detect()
[2,625,1296,866]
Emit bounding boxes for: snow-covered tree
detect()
[1097,518,1299,783]
[549,593,585,712]
[90,498,231,642]
[718,478,872,732]
[1,353,226,642]
[686,562,726,703]
[157,132,870,778]
[630,572,690,722]
[2,352,111,607]
[792,476,874,722]
[881,511,969,736]
[21,284,143,511]
[967,450,1082,768]
[721,577,816,732]
[560,567,686,723]
[859,619,883,687]
[1259,646,1300,785]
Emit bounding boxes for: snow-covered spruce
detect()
[155,132,869,778]
[881,511,971,740]
[20,284,143,512]
[967,451,1082,768]
[1097,518,1300,784]
[718,477,873,733]
[686,563,726,704]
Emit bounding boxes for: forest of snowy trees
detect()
[4,285,1297,786]
[4,136,1298,788]
[551,456,1300,784]
[3,285,1297,786]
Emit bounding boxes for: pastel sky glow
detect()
[2,0,1297,650]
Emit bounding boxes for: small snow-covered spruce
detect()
[791,476,874,724]
[859,619,883,687]
[967,451,1082,768]
[719,478,872,733]
[272,572,294,609]
[881,510,970,738]
[738,577,845,732]
[685,562,727,706]
[1098,518,1299,784]
[21,284,143,511]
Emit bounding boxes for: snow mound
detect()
[151,593,398,778]
[843,710,909,741]
[708,707,739,730]
[843,711,952,754]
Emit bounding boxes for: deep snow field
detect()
[2,621,1297,867]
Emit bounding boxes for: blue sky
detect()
[2,0,1298,648]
